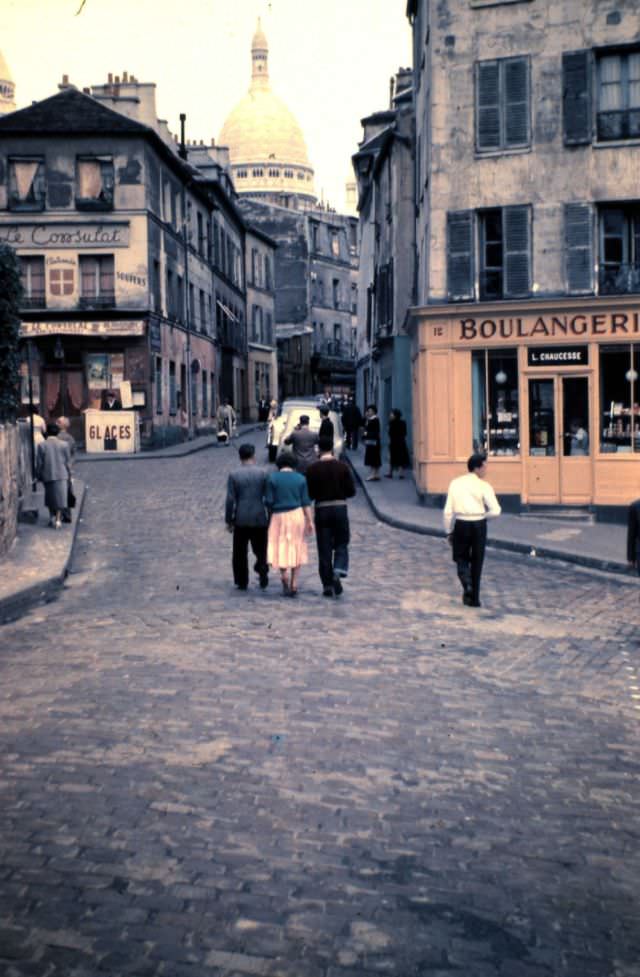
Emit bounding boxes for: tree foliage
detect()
[0,243,23,422]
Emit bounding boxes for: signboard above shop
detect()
[20,320,145,338]
[527,345,589,366]
[0,222,130,249]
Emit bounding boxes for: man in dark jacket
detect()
[283,415,318,473]
[225,443,269,590]
[341,396,363,450]
[318,405,334,447]
[306,436,356,597]
[627,497,640,573]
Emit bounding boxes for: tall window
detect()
[169,360,177,414]
[599,204,640,295]
[332,278,340,309]
[76,157,114,210]
[79,255,114,307]
[19,256,45,308]
[8,158,45,210]
[264,255,272,290]
[447,206,531,301]
[600,345,640,452]
[202,370,208,417]
[475,57,530,152]
[472,349,519,455]
[199,290,206,333]
[597,49,640,141]
[155,357,163,413]
[166,269,175,318]
[266,312,273,346]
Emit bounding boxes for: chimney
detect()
[108,72,113,84]
[83,87,90,95]
[115,75,120,84]
[179,113,188,160]
[123,70,129,82]
[62,73,69,85]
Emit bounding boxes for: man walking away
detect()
[306,435,356,597]
[318,405,334,447]
[283,414,318,474]
[443,453,501,608]
[225,443,269,591]
[627,496,640,576]
[342,396,362,450]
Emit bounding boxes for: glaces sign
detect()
[0,222,130,249]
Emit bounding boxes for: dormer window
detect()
[76,157,114,211]
[9,157,45,211]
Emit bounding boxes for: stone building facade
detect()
[245,224,278,419]
[406,0,640,517]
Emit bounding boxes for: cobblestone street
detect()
[1,434,639,977]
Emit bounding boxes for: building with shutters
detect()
[406,0,640,519]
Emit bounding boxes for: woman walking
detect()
[363,404,382,481]
[36,421,72,529]
[265,452,314,597]
[386,408,410,478]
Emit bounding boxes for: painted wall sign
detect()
[84,409,139,453]
[0,222,130,249]
[527,345,589,366]
[458,311,640,342]
[20,320,145,338]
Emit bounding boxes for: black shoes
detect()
[322,587,334,598]
[462,592,481,607]
[332,575,343,596]
[259,572,269,590]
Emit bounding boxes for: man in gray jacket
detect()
[283,414,318,473]
[225,443,269,591]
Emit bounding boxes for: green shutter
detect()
[503,205,531,298]
[504,58,530,147]
[563,51,592,145]
[476,62,501,150]
[447,211,475,301]
[565,203,594,294]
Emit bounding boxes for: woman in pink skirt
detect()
[265,452,314,596]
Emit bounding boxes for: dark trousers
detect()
[314,506,350,588]
[232,526,268,588]
[344,426,359,450]
[452,519,487,603]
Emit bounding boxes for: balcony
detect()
[313,339,354,362]
[21,295,46,310]
[599,262,640,296]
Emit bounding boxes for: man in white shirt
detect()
[443,453,501,608]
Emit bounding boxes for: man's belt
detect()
[315,500,347,508]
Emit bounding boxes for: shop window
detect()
[600,345,640,452]
[9,157,45,211]
[472,350,519,455]
[155,356,163,414]
[475,56,530,152]
[50,267,74,297]
[597,49,640,141]
[79,255,114,308]
[529,378,556,456]
[19,256,45,308]
[169,360,177,415]
[76,157,114,210]
[598,204,640,295]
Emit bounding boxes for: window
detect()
[597,49,640,141]
[199,289,206,333]
[310,221,319,251]
[251,304,259,342]
[169,361,177,414]
[191,365,198,416]
[151,259,161,312]
[331,230,340,257]
[447,206,531,301]
[50,267,74,297]
[600,345,640,452]
[202,370,208,417]
[210,374,216,417]
[197,212,204,255]
[76,157,114,209]
[155,356,163,413]
[472,350,519,456]
[166,269,175,318]
[599,204,640,294]
[251,247,258,285]
[264,255,272,290]
[332,278,340,309]
[476,57,530,152]
[176,275,184,322]
[266,312,273,346]
[19,256,45,308]
[79,255,114,307]
[9,157,45,210]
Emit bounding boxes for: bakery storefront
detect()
[409,297,640,519]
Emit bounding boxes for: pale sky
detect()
[2,0,412,210]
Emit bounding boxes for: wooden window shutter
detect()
[563,51,592,145]
[565,203,594,294]
[476,62,501,150]
[503,205,531,298]
[504,58,530,147]
[447,211,475,301]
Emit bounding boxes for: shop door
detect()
[526,375,591,505]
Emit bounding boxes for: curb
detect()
[348,459,635,580]
[0,480,87,625]
[75,426,263,463]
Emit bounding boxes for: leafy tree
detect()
[0,243,23,422]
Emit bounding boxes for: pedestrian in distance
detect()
[306,435,356,597]
[386,407,410,479]
[318,405,334,447]
[56,416,76,523]
[283,414,318,474]
[216,399,236,445]
[363,404,382,481]
[36,421,72,530]
[341,396,363,450]
[626,495,640,577]
[443,453,501,608]
[225,443,269,592]
[265,452,314,597]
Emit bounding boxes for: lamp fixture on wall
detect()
[626,368,638,382]
[495,369,507,385]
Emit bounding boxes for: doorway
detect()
[526,374,591,504]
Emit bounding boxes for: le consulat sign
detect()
[0,222,130,249]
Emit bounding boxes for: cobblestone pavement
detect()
[1,433,639,977]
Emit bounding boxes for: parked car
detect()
[266,398,318,461]
[277,406,345,461]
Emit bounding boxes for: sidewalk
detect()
[0,425,261,624]
[347,447,636,579]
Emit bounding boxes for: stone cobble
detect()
[0,433,639,977]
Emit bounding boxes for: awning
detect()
[217,300,239,323]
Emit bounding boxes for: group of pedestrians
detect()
[30,415,76,529]
[225,435,355,598]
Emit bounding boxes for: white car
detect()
[267,398,318,461]
[277,406,344,461]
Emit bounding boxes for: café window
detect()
[600,344,640,453]
[9,157,45,211]
[19,256,45,308]
[79,255,115,308]
[76,157,114,210]
[472,349,520,455]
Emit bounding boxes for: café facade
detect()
[409,295,640,520]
